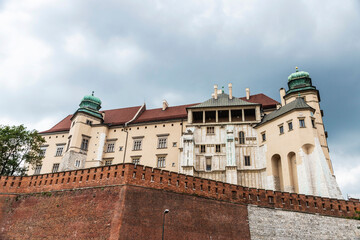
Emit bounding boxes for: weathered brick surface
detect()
[0,163,358,219]
[248,205,360,240]
[0,163,359,239]
[0,187,126,240]
[118,186,250,240]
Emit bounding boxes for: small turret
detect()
[76,91,103,119]
[286,67,316,95]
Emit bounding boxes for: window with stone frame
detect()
[105,160,112,166]
[132,158,140,165]
[200,145,206,153]
[75,160,81,168]
[158,137,167,149]
[299,118,306,128]
[261,132,266,142]
[39,147,47,157]
[206,126,215,134]
[288,121,293,131]
[215,144,221,153]
[239,131,245,144]
[133,139,142,150]
[52,163,60,173]
[244,156,251,166]
[157,156,166,168]
[81,138,89,151]
[206,157,212,171]
[279,125,284,134]
[34,165,42,175]
[55,146,64,157]
[106,142,115,152]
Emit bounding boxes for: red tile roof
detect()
[102,106,142,125]
[40,94,277,134]
[40,106,142,134]
[40,115,73,134]
[133,104,196,124]
[240,93,279,109]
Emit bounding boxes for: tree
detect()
[0,125,45,176]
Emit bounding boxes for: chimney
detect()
[279,88,286,106]
[228,83,233,99]
[246,88,250,100]
[162,100,168,111]
[214,84,218,99]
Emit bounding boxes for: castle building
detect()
[31,68,343,199]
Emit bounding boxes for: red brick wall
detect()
[0,185,250,240]
[0,163,359,219]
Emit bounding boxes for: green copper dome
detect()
[288,69,310,82]
[76,92,103,119]
[79,92,102,111]
[286,67,316,95]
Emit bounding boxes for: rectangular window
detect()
[261,132,266,142]
[75,160,81,168]
[200,145,206,153]
[55,146,64,157]
[81,138,89,151]
[311,119,316,128]
[172,142,177,147]
[132,158,140,165]
[86,120,93,126]
[39,147,47,157]
[215,144,221,153]
[106,143,115,152]
[244,156,251,166]
[206,126,215,134]
[206,157,212,171]
[299,119,306,128]
[288,121,293,131]
[119,146,123,151]
[158,138,167,149]
[157,156,166,168]
[279,125,284,134]
[105,160,112,166]
[52,163,60,173]
[34,165,42,175]
[133,140,142,150]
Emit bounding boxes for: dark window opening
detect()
[231,109,242,122]
[244,109,256,121]
[218,110,229,122]
[193,111,203,123]
[239,131,245,144]
[244,156,250,166]
[205,111,216,123]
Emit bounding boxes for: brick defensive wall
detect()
[1,163,359,219]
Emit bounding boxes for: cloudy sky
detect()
[0,0,359,198]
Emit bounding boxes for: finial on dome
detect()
[92,91,94,96]
[295,66,299,72]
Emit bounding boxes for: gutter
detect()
[122,103,146,164]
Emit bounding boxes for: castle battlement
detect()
[1,163,359,219]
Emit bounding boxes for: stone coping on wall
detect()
[0,163,359,219]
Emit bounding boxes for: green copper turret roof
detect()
[288,69,310,82]
[75,92,103,120]
[286,67,316,95]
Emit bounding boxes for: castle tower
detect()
[284,68,332,173]
[59,92,105,171]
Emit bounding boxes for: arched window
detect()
[239,131,245,144]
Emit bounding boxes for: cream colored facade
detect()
[29,69,343,199]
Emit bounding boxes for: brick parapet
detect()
[0,163,359,218]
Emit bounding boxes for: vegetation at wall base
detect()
[0,125,45,176]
